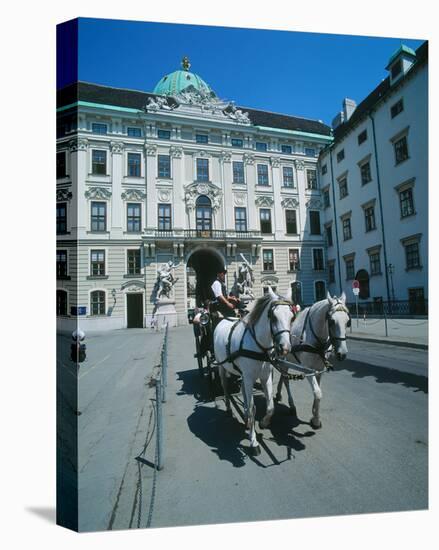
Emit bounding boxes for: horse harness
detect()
[214,300,294,373]
[278,299,351,379]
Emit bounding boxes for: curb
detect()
[347,334,428,350]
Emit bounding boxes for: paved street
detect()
[61,325,428,531]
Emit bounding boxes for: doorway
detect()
[127,293,144,328]
[195,195,212,236]
[186,248,224,307]
[355,269,370,299]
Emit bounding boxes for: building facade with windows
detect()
[319,42,428,311]
[56,59,332,329]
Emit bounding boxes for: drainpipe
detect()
[369,112,391,303]
[328,146,343,294]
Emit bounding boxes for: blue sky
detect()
[64,17,424,126]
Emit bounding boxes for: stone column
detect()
[271,156,284,239]
[69,138,88,239]
[244,153,257,230]
[145,144,158,230]
[110,141,124,238]
[220,151,233,230]
[171,146,184,229]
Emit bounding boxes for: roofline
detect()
[58,80,331,133]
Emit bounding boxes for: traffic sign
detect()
[352,280,360,289]
[352,287,360,296]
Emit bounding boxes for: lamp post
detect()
[387,263,396,314]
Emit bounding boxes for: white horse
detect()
[214,288,294,456]
[276,292,350,430]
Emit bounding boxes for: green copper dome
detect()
[153,56,215,97]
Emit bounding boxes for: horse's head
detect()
[326,292,350,361]
[267,287,294,357]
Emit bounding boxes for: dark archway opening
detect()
[187,248,224,307]
[356,269,370,300]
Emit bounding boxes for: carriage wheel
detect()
[206,352,217,400]
[195,336,204,376]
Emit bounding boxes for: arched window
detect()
[56,290,68,316]
[196,195,212,234]
[315,280,326,301]
[91,290,106,316]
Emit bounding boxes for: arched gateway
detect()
[186,247,225,308]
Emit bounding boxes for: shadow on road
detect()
[187,405,248,467]
[337,359,428,394]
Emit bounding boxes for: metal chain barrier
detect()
[145,322,169,528]
[389,318,428,327]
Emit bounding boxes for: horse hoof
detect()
[250,445,261,456]
[259,421,269,430]
[274,394,282,403]
[310,418,322,429]
[289,406,297,417]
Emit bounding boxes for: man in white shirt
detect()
[210,269,238,317]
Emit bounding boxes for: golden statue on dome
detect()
[181,56,191,71]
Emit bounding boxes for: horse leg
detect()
[243,378,260,456]
[308,374,322,429]
[219,365,231,414]
[275,372,283,402]
[259,367,274,429]
[283,376,297,417]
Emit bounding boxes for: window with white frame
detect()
[127,126,141,137]
[402,235,422,270]
[92,122,107,135]
[127,203,141,232]
[127,152,141,177]
[342,216,352,241]
[262,249,274,271]
[360,161,372,185]
[288,249,300,271]
[368,248,381,275]
[363,204,376,232]
[90,290,106,316]
[56,250,68,279]
[339,176,348,198]
[233,161,245,184]
[344,256,355,280]
[57,202,67,234]
[91,201,107,232]
[90,250,105,276]
[234,207,247,232]
[306,169,317,190]
[196,158,209,181]
[282,166,294,187]
[257,164,269,185]
[260,209,272,234]
[285,209,298,234]
[400,187,415,217]
[158,155,171,178]
[92,150,107,175]
[127,249,141,275]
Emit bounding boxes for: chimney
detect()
[331,111,344,129]
[343,98,357,121]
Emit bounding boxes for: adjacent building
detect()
[320,42,428,313]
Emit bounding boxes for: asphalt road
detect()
[58,326,428,532]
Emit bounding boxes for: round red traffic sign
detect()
[352,279,360,289]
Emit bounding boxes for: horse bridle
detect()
[325,301,351,344]
[302,299,351,351]
[249,300,294,354]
